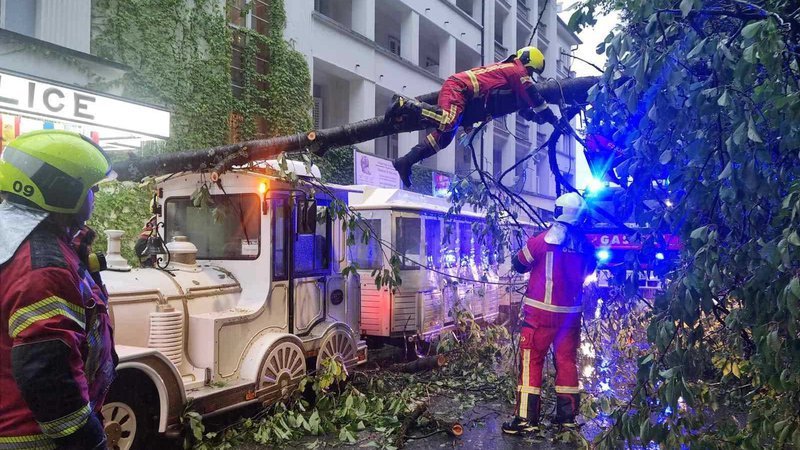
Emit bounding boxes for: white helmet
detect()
[554,192,587,225]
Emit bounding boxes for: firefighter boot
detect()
[554,393,581,425]
[393,143,436,188]
[502,394,541,435]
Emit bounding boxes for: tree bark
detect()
[390,355,447,373]
[114,77,598,181]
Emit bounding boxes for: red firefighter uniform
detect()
[418,58,550,152]
[0,224,116,449]
[513,224,596,425]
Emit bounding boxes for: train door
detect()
[271,195,331,335]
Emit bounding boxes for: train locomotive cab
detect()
[100,163,366,449]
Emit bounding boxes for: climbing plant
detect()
[566,0,800,448]
[87,0,312,257]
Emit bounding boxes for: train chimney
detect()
[104,230,131,271]
[166,236,198,266]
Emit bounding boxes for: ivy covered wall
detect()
[86,0,313,262]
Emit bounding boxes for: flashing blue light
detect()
[586,177,605,195]
[655,252,665,260]
[596,249,611,262]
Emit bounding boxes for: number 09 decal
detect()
[12,180,35,197]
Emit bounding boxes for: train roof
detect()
[347,186,483,217]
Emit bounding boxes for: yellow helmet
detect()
[516,46,546,74]
[0,130,116,214]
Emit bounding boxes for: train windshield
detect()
[164,193,260,260]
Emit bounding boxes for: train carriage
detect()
[346,187,519,341]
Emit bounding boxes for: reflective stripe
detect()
[426,134,440,151]
[555,385,581,394]
[533,102,549,113]
[520,76,534,86]
[8,296,85,338]
[0,434,56,450]
[465,71,480,96]
[523,296,582,313]
[39,403,91,438]
[521,245,534,265]
[544,252,553,304]
[518,385,541,395]
[519,349,531,418]
[420,109,445,123]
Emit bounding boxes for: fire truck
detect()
[99,161,366,449]
[583,185,682,299]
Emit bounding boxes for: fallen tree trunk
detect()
[390,355,447,373]
[114,76,598,181]
[395,402,428,449]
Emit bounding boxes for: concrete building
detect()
[284,0,581,211]
[0,0,170,151]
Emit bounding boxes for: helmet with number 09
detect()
[0,130,115,214]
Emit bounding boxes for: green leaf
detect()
[687,37,707,59]
[659,149,673,164]
[747,118,763,143]
[741,21,763,39]
[743,44,756,63]
[680,0,693,17]
[718,161,733,180]
[788,231,800,246]
[717,90,730,107]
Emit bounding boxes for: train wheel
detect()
[256,339,307,407]
[316,327,357,373]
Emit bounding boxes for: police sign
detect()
[0,71,169,138]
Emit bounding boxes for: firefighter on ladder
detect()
[0,130,117,449]
[386,46,559,188]
[503,192,597,435]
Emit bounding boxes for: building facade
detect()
[0,0,170,151]
[284,0,581,211]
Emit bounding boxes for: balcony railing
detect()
[495,41,508,61]
[517,1,530,24]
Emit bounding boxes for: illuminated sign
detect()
[0,71,170,138]
[354,149,401,189]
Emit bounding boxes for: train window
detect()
[424,218,442,269]
[295,205,331,275]
[273,199,288,279]
[351,219,382,269]
[458,222,473,265]
[395,217,421,270]
[165,193,260,260]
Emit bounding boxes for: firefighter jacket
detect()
[514,222,596,328]
[452,59,549,113]
[0,220,116,449]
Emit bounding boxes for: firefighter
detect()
[387,46,559,188]
[502,192,597,435]
[0,130,117,449]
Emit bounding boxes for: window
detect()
[3,0,36,37]
[388,35,401,56]
[350,219,382,269]
[273,199,331,279]
[165,193,260,260]
[424,218,442,269]
[458,222,473,265]
[294,205,330,275]
[273,199,288,279]
[395,218,421,270]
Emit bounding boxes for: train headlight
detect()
[596,249,611,262]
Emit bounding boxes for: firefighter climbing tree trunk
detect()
[113,77,598,181]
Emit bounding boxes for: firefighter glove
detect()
[519,108,536,122]
[534,107,558,125]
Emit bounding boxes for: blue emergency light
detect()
[655,252,665,260]
[596,249,611,262]
[586,177,605,196]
